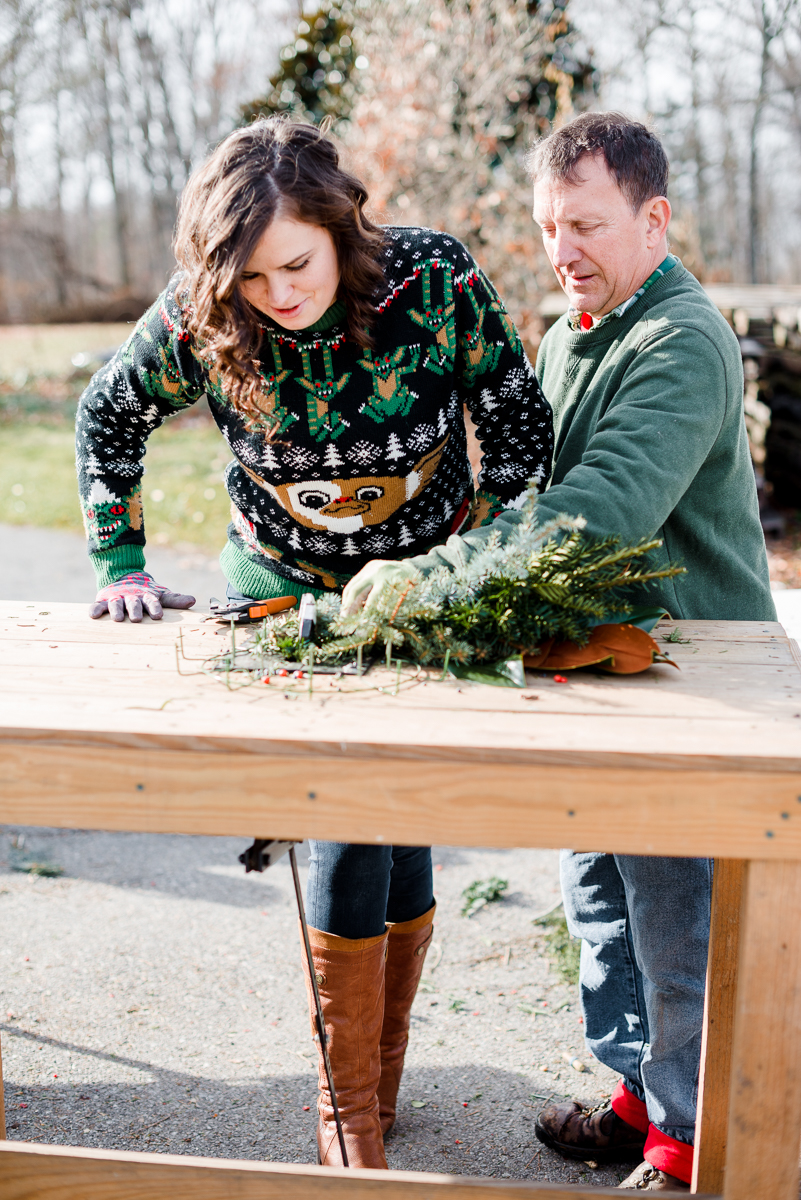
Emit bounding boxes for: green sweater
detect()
[408,260,776,622]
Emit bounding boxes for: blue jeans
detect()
[560,851,712,1145]
[307,842,434,939]
[229,585,435,942]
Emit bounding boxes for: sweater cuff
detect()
[219,540,327,602]
[90,543,147,589]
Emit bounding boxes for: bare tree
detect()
[340,0,595,337]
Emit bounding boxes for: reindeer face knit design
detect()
[76,227,553,596]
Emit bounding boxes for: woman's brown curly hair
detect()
[173,117,386,429]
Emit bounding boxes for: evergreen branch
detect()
[253,492,685,670]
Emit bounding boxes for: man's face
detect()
[533,153,670,317]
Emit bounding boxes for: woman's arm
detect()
[454,265,553,525]
[76,280,207,601]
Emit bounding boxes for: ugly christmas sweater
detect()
[76,226,553,599]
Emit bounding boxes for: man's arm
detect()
[342,323,733,611]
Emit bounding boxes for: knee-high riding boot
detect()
[300,923,389,1168]
[377,904,436,1135]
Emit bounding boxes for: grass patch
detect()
[0,322,133,378]
[535,905,581,985]
[0,322,238,555]
[0,415,234,555]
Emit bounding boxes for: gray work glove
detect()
[90,570,195,622]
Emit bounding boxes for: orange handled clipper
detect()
[206,595,298,624]
[247,596,298,619]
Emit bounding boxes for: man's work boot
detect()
[534,1099,647,1163]
[618,1161,690,1190]
[377,904,435,1135]
[300,923,389,1169]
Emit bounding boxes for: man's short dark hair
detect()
[526,112,669,211]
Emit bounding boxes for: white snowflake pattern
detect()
[408,424,435,452]
[419,515,441,536]
[232,440,259,465]
[490,462,528,482]
[307,536,334,555]
[284,445,319,473]
[365,534,393,554]
[499,368,527,401]
[348,440,381,465]
[107,460,140,477]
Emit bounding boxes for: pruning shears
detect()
[205,595,297,625]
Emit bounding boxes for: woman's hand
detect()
[89,571,196,622]
[341,560,418,616]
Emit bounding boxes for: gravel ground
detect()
[0,827,627,1187]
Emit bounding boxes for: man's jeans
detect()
[560,851,712,1145]
[307,842,434,939]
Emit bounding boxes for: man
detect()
[343,112,775,1191]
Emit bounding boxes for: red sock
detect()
[610,1079,649,1134]
[643,1125,694,1184]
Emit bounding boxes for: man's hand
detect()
[341,560,419,616]
[90,571,196,622]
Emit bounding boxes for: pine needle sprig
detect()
[251,491,685,670]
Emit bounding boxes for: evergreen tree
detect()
[504,1,597,145]
[241,3,359,125]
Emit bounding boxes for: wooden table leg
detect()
[0,1029,5,1139]
[722,859,801,1200]
[692,859,746,1194]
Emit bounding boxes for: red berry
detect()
[554,674,568,683]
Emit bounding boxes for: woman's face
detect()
[238,215,340,330]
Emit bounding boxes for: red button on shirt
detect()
[580,311,593,331]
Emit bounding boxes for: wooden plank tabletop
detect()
[1,602,800,859]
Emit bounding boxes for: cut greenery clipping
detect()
[461,876,509,918]
[253,491,685,674]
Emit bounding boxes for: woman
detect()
[76,117,553,1168]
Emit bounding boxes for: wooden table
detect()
[1,602,800,1200]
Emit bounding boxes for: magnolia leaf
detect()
[601,606,670,633]
[449,655,526,688]
[524,623,679,676]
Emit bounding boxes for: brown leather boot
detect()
[377,904,436,1135]
[534,1099,647,1163]
[300,923,389,1168]
[618,1161,689,1190]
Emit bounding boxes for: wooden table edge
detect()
[0,1140,716,1198]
